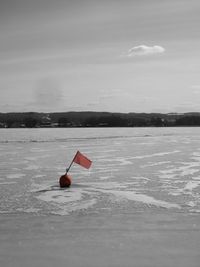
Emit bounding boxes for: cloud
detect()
[127,45,165,57]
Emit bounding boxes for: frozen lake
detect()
[0,127,200,266]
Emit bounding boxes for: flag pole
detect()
[66,151,78,174]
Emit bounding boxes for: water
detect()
[0,127,200,266]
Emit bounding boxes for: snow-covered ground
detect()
[0,128,200,266]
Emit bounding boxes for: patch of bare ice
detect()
[34,174,46,178]
[99,176,110,180]
[82,182,181,209]
[159,162,200,179]
[159,172,177,180]
[85,181,126,190]
[189,209,200,213]
[184,181,200,191]
[51,199,97,215]
[93,188,181,209]
[192,151,200,161]
[131,176,150,181]
[24,156,37,161]
[35,183,98,215]
[23,208,41,213]
[0,181,17,185]
[187,201,196,207]
[142,161,171,168]
[193,177,200,180]
[30,148,47,152]
[168,179,200,197]
[117,158,132,165]
[7,173,26,179]
[24,165,39,170]
[36,188,83,204]
[131,150,180,160]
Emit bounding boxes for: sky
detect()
[1,0,200,113]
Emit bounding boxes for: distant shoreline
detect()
[1,111,200,128]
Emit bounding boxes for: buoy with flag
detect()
[59,150,92,188]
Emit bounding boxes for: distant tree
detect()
[23,117,38,128]
[150,117,164,127]
[105,115,127,127]
[58,117,71,127]
[6,118,16,128]
[84,117,98,127]
[176,116,200,126]
[84,115,128,127]
[128,118,148,127]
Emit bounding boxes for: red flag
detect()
[73,151,92,169]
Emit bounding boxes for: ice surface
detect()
[1,128,200,267]
[1,128,200,214]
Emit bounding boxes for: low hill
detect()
[0,111,200,128]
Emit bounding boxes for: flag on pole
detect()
[73,151,92,169]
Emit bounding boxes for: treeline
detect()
[0,111,200,128]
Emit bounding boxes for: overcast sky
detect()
[1,0,200,113]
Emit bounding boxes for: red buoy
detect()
[59,174,72,188]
